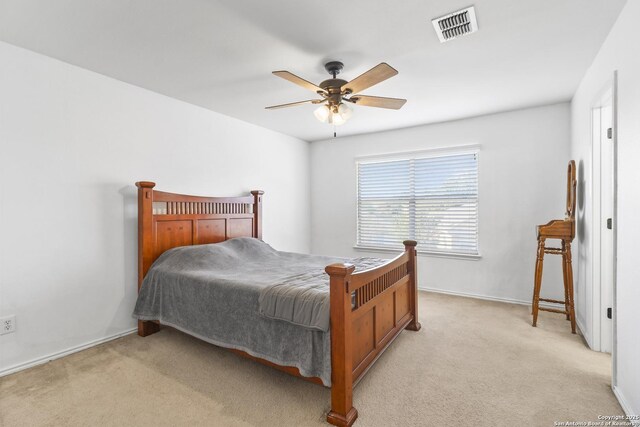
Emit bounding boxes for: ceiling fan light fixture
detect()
[330,112,345,126]
[314,105,331,123]
[337,103,352,121]
[328,103,351,126]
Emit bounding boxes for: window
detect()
[356,149,479,256]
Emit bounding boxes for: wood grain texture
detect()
[341,63,398,95]
[351,95,406,110]
[325,241,421,426]
[272,70,325,94]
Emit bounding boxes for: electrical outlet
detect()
[0,315,16,335]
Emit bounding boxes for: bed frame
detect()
[135,182,421,427]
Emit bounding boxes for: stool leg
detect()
[532,237,545,311]
[562,241,570,320]
[532,238,545,327]
[565,241,576,334]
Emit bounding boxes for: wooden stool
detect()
[532,160,577,333]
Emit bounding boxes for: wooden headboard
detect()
[135,181,263,289]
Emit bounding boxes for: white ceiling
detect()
[0,0,626,141]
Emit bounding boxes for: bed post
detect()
[326,263,358,427]
[251,190,264,239]
[403,240,422,331]
[135,181,160,337]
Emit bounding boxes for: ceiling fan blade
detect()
[341,63,398,94]
[265,99,324,110]
[272,71,326,94]
[350,95,406,110]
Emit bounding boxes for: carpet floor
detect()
[0,292,621,427]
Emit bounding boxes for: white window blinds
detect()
[357,150,479,256]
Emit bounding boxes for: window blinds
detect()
[357,151,479,256]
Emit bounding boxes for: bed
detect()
[133,182,422,426]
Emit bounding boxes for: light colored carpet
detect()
[0,292,621,427]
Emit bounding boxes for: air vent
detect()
[432,6,478,43]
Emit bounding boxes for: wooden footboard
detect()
[326,241,421,427]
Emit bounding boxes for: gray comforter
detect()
[133,237,384,386]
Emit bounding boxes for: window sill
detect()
[353,245,482,260]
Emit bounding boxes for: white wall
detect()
[571,0,640,416]
[311,103,571,305]
[0,42,310,374]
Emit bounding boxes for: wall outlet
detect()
[0,315,16,335]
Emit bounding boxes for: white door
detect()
[599,103,614,354]
[590,82,616,355]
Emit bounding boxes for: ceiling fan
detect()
[266,61,406,126]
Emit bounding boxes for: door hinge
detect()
[607,307,612,319]
[607,218,613,229]
[607,128,613,139]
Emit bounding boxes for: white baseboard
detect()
[613,386,639,426]
[419,286,559,310]
[0,327,137,378]
[575,316,593,349]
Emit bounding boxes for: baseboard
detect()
[613,386,640,426]
[418,286,559,310]
[575,316,593,349]
[0,327,137,378]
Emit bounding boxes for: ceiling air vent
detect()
[432,6,478,43]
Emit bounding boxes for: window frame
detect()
[354,145,481,259]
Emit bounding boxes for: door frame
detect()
[611,71,618,387]
[589,71,618,373]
